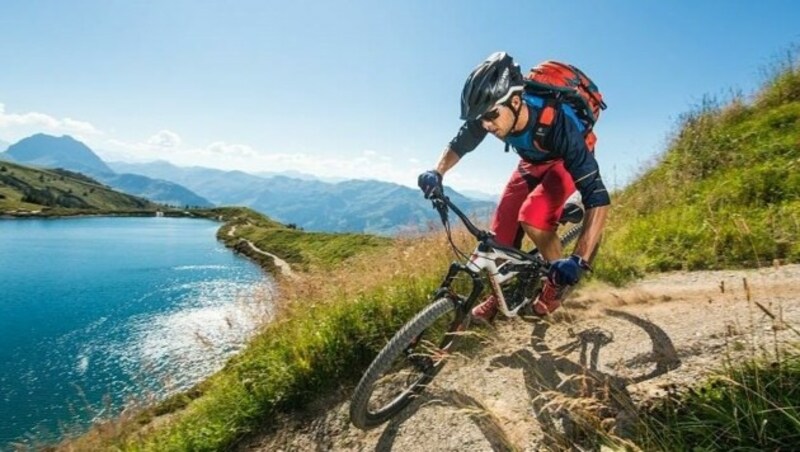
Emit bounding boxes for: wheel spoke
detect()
[350,297,464,428]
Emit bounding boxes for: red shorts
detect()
[491,159,576,248]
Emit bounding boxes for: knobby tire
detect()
[349,297,464,430]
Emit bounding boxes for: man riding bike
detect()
[418,52,610,322]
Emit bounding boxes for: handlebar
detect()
[429,190,489,241]
[428,189,548,265]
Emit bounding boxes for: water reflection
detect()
[0,218,271,447]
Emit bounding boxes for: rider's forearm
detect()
[435,147,461,176]
[572,205,608,262]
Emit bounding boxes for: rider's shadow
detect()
[489,309,680,449]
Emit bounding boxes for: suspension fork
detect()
[433,261,484,314]
[402,263,483,362]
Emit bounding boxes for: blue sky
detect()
[0,1,798,194]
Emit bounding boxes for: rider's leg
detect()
[521,224,562,261]
[517,160,576,252]
[517,161,576,315]
[489,162,537,247]
[472,163,537,321]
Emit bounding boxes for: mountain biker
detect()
[418,52,610,321]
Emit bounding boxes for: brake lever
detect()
[431,197,448,224]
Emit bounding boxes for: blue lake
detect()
[0,217,271,447]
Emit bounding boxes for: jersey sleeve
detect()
[544,105,611,208]
[448,120,488,157]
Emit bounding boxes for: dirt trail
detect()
[229,224,298,279]
[240,264,800,451]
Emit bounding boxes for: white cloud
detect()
[0,103,101,139]
[147,130,182,148]
[62,118,99,135]
[206,141,257,158]
[242,149,426,189]
[103,137,261,165]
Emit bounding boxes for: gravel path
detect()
[239,264,800,451]
[229,224,298,279]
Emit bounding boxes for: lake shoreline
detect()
[0,208,194,219]
[0,207,286,278]
[1,206,292,283]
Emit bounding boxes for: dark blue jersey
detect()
[448,93,610,208]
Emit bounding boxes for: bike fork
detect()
[433,262,484,314]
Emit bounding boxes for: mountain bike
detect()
[349,189,585,430]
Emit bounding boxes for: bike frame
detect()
[430,193,550,319]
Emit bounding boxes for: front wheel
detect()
[349,296,467,429]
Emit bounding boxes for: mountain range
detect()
[1,134,495,234]
[3,134,212,207]
[109,160,495,234]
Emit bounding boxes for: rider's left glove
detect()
[417,170,443,199]
[548,254,591,286]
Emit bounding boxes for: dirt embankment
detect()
[239,264,800,451]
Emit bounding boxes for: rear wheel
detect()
[349,297,467,429]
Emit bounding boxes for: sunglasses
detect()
[479,107,501,122]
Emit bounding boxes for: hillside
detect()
[0,160,157,213]
[108,160,270,204]
[206,206,393,273]
[3,134,213,207]
[596,62,800,284]
[102,173,212,208]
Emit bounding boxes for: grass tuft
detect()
[635,352,800,450]
[594,51,800,285]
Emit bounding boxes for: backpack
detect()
[524,61,607,151]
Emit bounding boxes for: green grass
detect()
[594,61,800,285]
[635,351,800,450]
[0,160,159,212]
[238,227,390,270]
[209,206,392,271]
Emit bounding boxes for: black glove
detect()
[548,254,591,286]
[417,170,442,199]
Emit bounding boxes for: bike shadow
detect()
[371,309,680,451]
[487,309,681,449]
